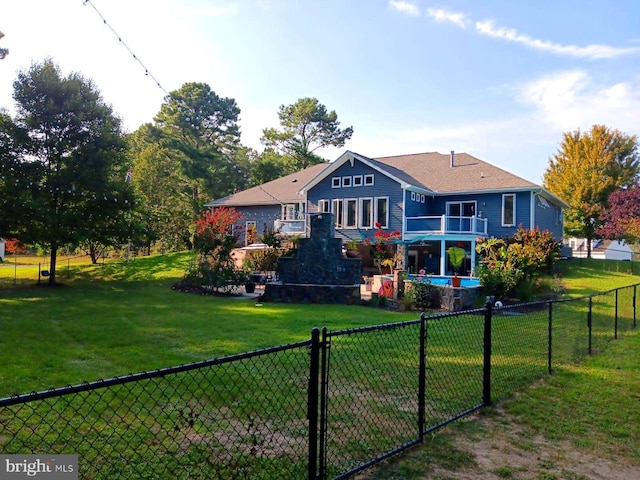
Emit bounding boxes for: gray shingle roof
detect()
[206,151,541,207]
[205,163,327,207]
[372,152,537,193]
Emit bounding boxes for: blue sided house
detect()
[205,150,568,278]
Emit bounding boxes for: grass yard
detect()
[0,251,415,397]
[358,325,640,480]
[0,253,638,398]
[1,251,639,479]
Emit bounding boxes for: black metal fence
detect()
[1,284,638,479]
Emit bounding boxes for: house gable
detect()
[305,154,406,234]
[299,150,430,195]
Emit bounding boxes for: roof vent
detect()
[450,150,455,168]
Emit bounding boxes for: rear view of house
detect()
[206,150,568,277]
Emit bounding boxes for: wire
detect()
[82,0,168,95]
[81,0,250,193]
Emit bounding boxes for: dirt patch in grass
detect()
[356,404,639,480]
[426,408,640,480]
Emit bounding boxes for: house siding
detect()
[426,191,531,238]
[403,190,432,218]
[533,195,564,240]
[307,159,404,241]
[228,205,281,244]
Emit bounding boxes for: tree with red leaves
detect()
[184,207,247,292]
[598,185,640,244]
[192,207,244,251]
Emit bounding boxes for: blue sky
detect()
[1,0,639,183]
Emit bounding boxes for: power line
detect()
[82,0,168,95]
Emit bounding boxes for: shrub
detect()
[405,270,436,310]
[184,207,246,292]
[476,262,522,299]
[475,227,561,300]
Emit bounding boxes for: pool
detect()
[408,275,481,288]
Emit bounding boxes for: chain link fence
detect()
[0,342,313,479]
[1,284,638,479]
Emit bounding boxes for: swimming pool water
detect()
[409,275,481,288]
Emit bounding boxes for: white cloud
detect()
[521,70,640,134]
[389,1,420,17]
[476,20,640,60]
[425,7,640,59]
[426,8,470,29]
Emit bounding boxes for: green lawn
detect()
[1,253,638,398]
[360,325,640,480]
[0,251,416,397]
[1,252,639,479]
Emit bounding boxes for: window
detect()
[374,197,389,228]
[359,198,373,229]
[410,192,416,201]
[447,201,476,217]
[420,194,425,203]
[353,175,363,187]
[364,174,374,186]
[502,194,515,226]
[345,199,357,228]
[318,199,330,213]
[332,199,344,227]
[342,176,352,187]
[282,203,304,220]
[331,177,341,188]
[282,204,295,220]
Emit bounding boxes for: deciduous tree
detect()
[543,125,639,257]
[7,59,133,283]
[598,184,640,244]
[129,125,194,252]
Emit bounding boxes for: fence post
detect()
[547,301,553,374]
[308,328,320,480]
[615,289,619,340]
[588,297,593,355]
[483,299,493,406]
[318,327,329,480]
[634,285,637,329]
[418,313,427,441]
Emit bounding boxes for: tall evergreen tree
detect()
[153,82,247,209]
[261,97,353,172]
[543,124,639,258]
[7,59,133,283]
